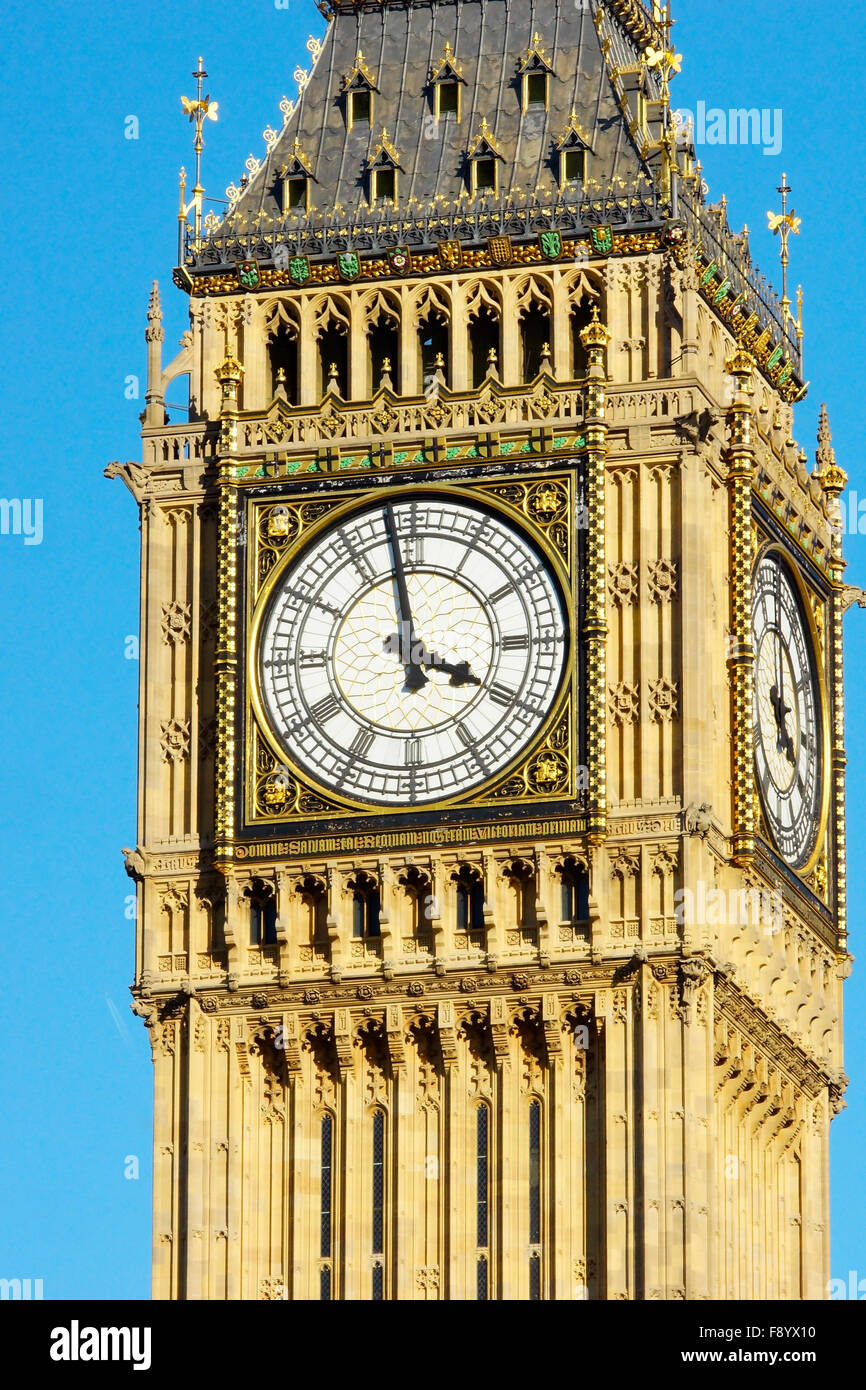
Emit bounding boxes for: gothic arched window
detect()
[350,873,381,939]
[246,879,277,947]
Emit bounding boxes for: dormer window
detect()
[430,41,465,122]
[342,50,378,131]
[438,81,459,117]
[351,89,371,127]
[467,118,503,198]
[374,167,395,203]
[474,158,496,193]
[366,129,401,207]
[278,140,314,215]
[285,176,308,211]
[519,33,554,114]
[563,149,585,185]
[526,72,548,108]
[555,112,591,191]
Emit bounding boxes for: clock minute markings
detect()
[336,529,376,584]
[456,721,492,776]
[310,694,341,724]
[349,727,375,759]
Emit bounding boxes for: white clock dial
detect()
[752,552,822,867]
[258,496,568,805]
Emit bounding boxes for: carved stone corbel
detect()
[332,1009,354,1078]
[278,1013,302,1076]
[437,1000,459,1068]
[385,1004,406,1072]
[541,992,562,1059]
[488,996,511,1067]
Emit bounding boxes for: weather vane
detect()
[180,57,219,247]
[645,7,682,211]
[767,173,801,328]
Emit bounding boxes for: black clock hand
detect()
[769,683,796,762]
[422,652,482,687]
[383,503,428,692]
[381,633,482,688]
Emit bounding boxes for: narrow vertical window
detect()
[476,1103,490,1300]
[372,1110,385,1300]
[529,1100,541,1299]
[319,1117,330,1251]
[320,1113,333,1300]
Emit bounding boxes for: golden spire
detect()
[767,173,801,327]
[813,403,845,488]
[645,9,683,209]
[180,57,219,245]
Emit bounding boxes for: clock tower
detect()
[111,0,850,1300]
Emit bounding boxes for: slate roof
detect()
[220,0,665,230]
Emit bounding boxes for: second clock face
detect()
[752,551,822,868]
[258,496,569,806]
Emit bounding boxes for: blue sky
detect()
[0,0,863,1298]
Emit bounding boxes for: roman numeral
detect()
[349,728,374,758]
[405,739,422,766]
[311,694,341,724]
[299,651,326,668]
[456,722,476,748]
[502,634,529,651]
[490,584,513,604]
[489,682,516,707]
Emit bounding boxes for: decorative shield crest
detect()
[236,259,260,290]
[662,218,686,247]
[338,251,360,281]
[713,278,731,305]
[388,246,411,276]
[487,235,513,265]
[538,230,563,261]
[289,255,311,286]
[589,225,613,255]
[437,239,462,269]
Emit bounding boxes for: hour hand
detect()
[382,631,428,691]
[429,655,482,687]
[770,683,796,765]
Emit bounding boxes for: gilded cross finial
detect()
[767,173,801,325]
[645,26,682,208]
[180,57,219,246]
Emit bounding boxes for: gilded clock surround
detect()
[111,0,850,1303]
[245,478,579,825]
[751,540,832,880]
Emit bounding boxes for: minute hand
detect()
[384,503,428,692]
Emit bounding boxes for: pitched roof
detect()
[214,0,664,234]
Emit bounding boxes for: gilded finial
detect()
[180,57,218,247]
[645,32,683,207]
[814,403,846,492]
[579,302,610,349]
[767,173,801,326]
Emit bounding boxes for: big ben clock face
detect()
[257,495,568,806]
[752,551,823,868]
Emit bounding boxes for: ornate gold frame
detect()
[753,540,832,880]
[244,476,579,827]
